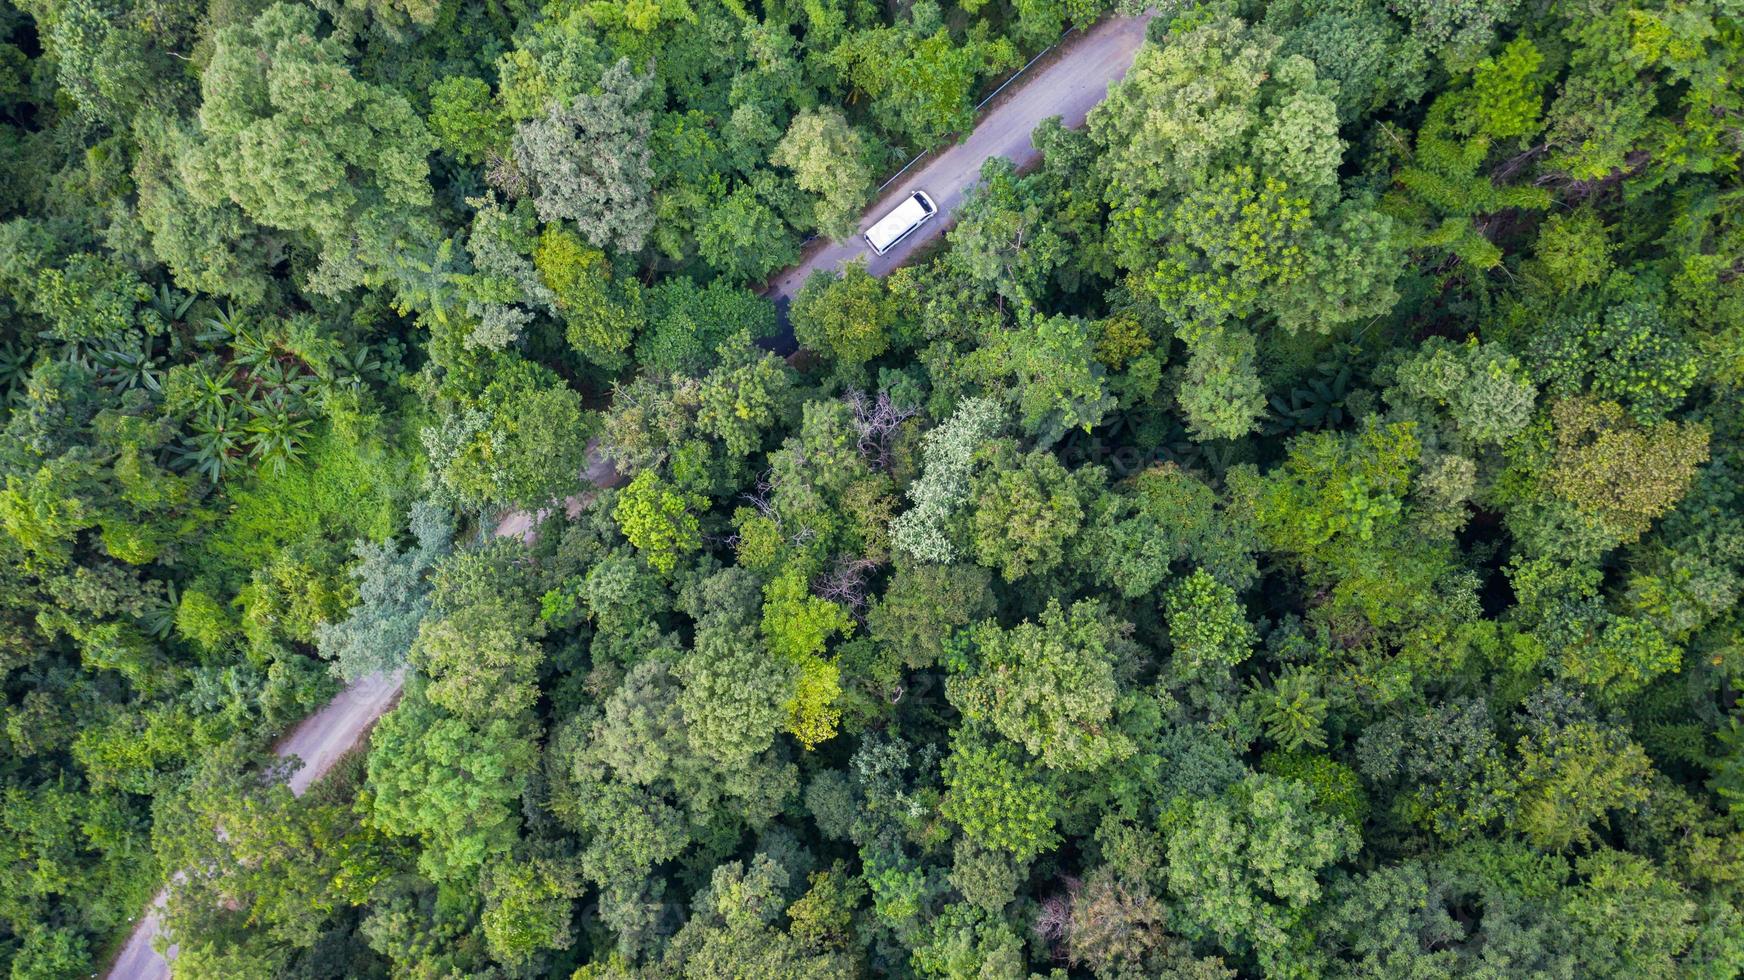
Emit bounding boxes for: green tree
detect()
[1165,773,1360,974]
[940,731,1062,861]
[966,445,1100,582]
[891,397,1007,564]
[429,75,507,166]
[182,3,435,295]
[367,687,537,883]
[791,262,898,371]
[534,225,645,370]
[951,600,1134,772]
[613,471,704,574]
[512,57,655,253]
[428,356,592,511]
[1163,569,1255,680]
[1512,687,1654,852]
[964,311,1115,443]
[480,856,583,967]
[315,502,453,682]
[772,107,874,239]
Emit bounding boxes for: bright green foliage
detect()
[427,355,592,510]
[1464,37,1546,139]
[951,600,1133,772]
[367,688,538,882]
[1177,325,1267,441]
[534,225,644,370]
[940,733,1062,862]
[1163,569,1255,678]
[614,471,704,574]
[1528,304,1700,423]
[481,857,583,967]
[1387,40,1552,271]
[1248,665,1331,752]
[964,311,1115,443]
[428,76,507,166]
[1150,168,1314,328]
[1245,421,1421,556]
[1533,206,1615,292]
[947,148,1102,303]
[636,279,776,376]
[762,567,854,662]
[1513,688,1654,852]
[761,567,853,749]
[1259,751,1366,828]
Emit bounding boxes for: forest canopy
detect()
[1,0,1743,977]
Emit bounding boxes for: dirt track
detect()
[105,13,1155,975]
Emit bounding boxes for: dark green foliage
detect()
[3,0,1741,976]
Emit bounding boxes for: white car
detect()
[864,191,938,255]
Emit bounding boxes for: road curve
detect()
[106,669,408,979]
[764,12,1155,325]
[106,15,1154,976]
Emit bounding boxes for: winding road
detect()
[105,12,1155,976]
[105,670,409,979]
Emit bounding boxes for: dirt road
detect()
[106,669,408,979]
[106,14,1154,975]
[763,11,1155,346]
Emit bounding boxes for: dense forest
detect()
[2,0,1743,975]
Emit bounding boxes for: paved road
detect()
[106,15,1155,976]
[762,11,1155,349]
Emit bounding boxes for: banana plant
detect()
[95,342,167,393]
[243,391,313,476]
[185,365,239,421]
[198,305,245,345]
[0,340,34,401]
[1265,361,1353,436]
[331,345,383,390]
[172,404,245,482]
[150,284,196,326]
[252,358,315,398]
[140,581,179,640]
